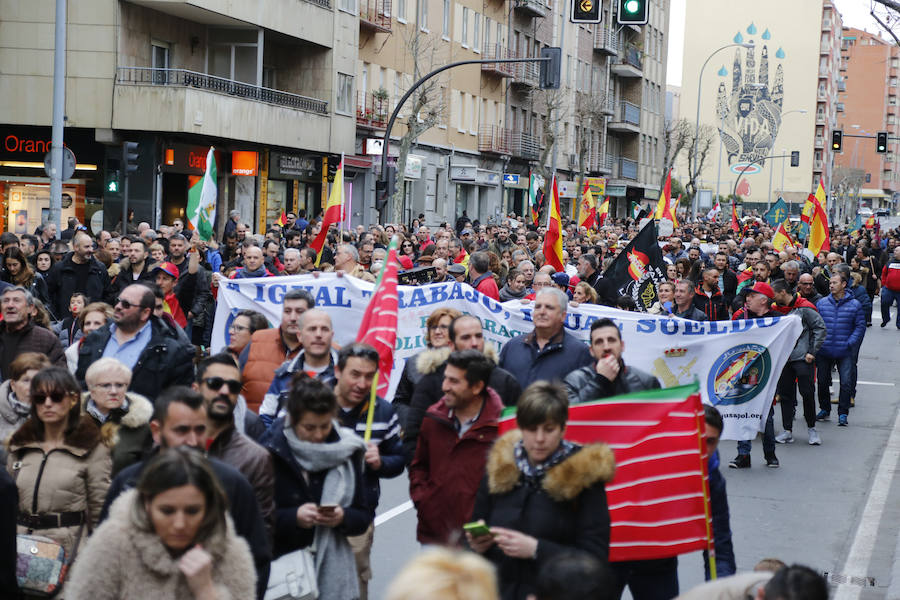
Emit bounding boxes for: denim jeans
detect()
[849,339,863,399]
[882,287,900,327]
[736,404,776,457]
[817,354,854,416]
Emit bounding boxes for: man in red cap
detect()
[154,248,199,329]
[728,281,781,470]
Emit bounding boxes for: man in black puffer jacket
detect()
[399,314,521,460]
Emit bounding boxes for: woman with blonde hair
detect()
[65,302,114,371]
[571,281,598,305]
[386,548,499,600]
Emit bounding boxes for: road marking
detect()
[832,394,900,600]
[831,380,895,387]
[375,500,413,527]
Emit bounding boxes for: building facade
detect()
[835,26,900,215]
[678,0,842,216]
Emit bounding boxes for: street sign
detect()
[503,174,520,186]
[43,147,76,180]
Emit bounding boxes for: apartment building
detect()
[1,0,355,233]
[835,27,900,215]
[679,0,842,214]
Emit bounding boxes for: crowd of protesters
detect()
[1,206,895,599]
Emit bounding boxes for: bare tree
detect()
[833,167,865,225]
[573,92,608,205]
[532,87,569,192]
[390,28,447,225]
[872,0,900,45]
[662,117,692,190]
[685,123,718,207]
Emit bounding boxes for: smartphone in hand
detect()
[318,504,337,515]
[463,521,492,537]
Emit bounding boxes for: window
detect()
[470,95,477,133]
[473,13,481,52]
[209,28,260,85]
[419,0,428,31]
[496,22,503,50]
[339,0,356,14]
[151,41,170,84]
[336,73,353,114]
[397,0,406,22]
[892,77,898,87]
[458,91,466,132]
[442,0,450,38]
[484,17,491,51]
[461,7,469,47]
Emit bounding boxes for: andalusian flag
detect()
[807,195,830,256]
[707,200,721,221]
[542,175,565,272]
[498,383,714,564]
[578,181,596,230]
[598,197,610,227]
[772,219,793,252]
[310,154,344,266]
[186,147,217,241]
[655,170,675,221]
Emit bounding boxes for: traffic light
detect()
[617,0,648,25]
[831,130,843,152]
[790,151,800,167]
[122,141,139,174]
[571,0,600,23]
[375,166,396,212]
[539,47,561,89]
[327,154,342,182]
[106,171,120,193]
[877,131,888,154]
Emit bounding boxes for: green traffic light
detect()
[624,0,640,13]
[107,180,118,193]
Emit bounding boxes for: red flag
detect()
[310,156,344,266]
[355,239,400,398]
[499,384,711,562]
[275,211,287,227]
[730,202,740,233]
[543,176,565,272]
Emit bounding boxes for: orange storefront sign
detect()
[231,151,259,176]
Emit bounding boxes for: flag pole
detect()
[339,153,345,239]
[696,405,717,579]
[363,371,379,442]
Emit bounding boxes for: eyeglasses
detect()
[429,324,450,331]
[35,392,68,405]
[229,324,250,333]
[93,382,128,391]
[201,377,242,394]
[116,297,146,310]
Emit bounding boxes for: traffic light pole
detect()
[49,0,67,236]
[377,56,550,220]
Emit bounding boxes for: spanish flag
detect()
[275,211,287,227]
[597,197,610,227]
[772,219,793,252]
[542,175,565,272]
[731,201,740,233]
[807,195,830,256]
[671,194,682,227]
[801,179,827,228]
[655,170,675,221]
[578,181,596,230]
[865,215,876,229]
[310,155,344,266]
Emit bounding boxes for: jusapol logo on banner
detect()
[213,274,802,441]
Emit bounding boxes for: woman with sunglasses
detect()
[7,367,111,568]
[399,236,418,263]
[82,358,153,476]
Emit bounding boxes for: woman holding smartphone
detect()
[467,382,614,600]
[266,375,373,600]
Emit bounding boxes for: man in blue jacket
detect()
[815,273,866,426]
[835,264,870,406]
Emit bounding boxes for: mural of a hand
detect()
[716,44,784,168]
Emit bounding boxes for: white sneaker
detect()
[808,428,822,446]
[775,430,794,444]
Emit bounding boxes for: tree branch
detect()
[871,9,900,46]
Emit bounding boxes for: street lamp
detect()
[768,108,807,211]
[691,42,753,219]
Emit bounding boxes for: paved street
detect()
[369,302,900,599]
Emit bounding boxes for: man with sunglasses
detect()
[195,353,274,531]
[76,283,195,400]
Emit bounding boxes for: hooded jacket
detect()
[883,257,900,291]
[816,293,866,358]
[7,415,111,558]
[409,388,503,545]
[81,391,153,477]
[65,489,256,600]
[400,346,522,459]
[772,295,827,362]
[471,430,615,600]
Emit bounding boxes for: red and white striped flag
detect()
[499,383,712,563]
[355,237,400,398]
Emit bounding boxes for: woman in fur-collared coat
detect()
[468,382,615,600]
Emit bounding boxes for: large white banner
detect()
[213,274,802,441]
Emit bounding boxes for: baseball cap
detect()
[153,261,180,279]
[461,228,474,236]
[551,272,570,287]
[447,264,467,275]
[747,281,774,299]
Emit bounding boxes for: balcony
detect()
[608,101,641,134]
[512,61,539,88]
[814,159,824,171]
[113,67,333,150]
[478,125,511,154]
[820,41,831,54]
[616,157,638,180]
[816,113,826,124]
[360,0,392,32]
[611,46,643,78]
[594,25,618,55]
[509,131,540,160]
[357,91,389,129]
[591,153,614,173]
[815,136,825,148]
[482,44,515,77]
[513,0,548,18]
[836,102,845,112]
[837,80,846,92]
[822,19,832,31]
[817,88,827,101]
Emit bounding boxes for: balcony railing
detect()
[478,125,511,154]
[593,25,618,55]
[815,136,825,148]
[513,0,548,18]
[357,91,389,128]
[115,67,328,114]
[481,44,515,77]
[617,157,638,180]
[620,101,641,126]
[591,153,614,172]
[816,113,826,124]
[512,61,539,87]
[510,131,540,160]
[624,45,642,69]
[360,0,392,32]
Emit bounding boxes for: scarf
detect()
[239,265,270,278]
[8,391,30,420]
[283,421,367,600]
[85,397,129,424]
[514,439,579,487]
[163,291,187,327]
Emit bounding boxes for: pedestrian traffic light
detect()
[106,171,120,193]
[122,141,139,174]
[571,0,600,23]
[539,47,561,90]
[617,0,648,25]
[831,130,843,152]
[877,131,888,154]
[790,151,800,167]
